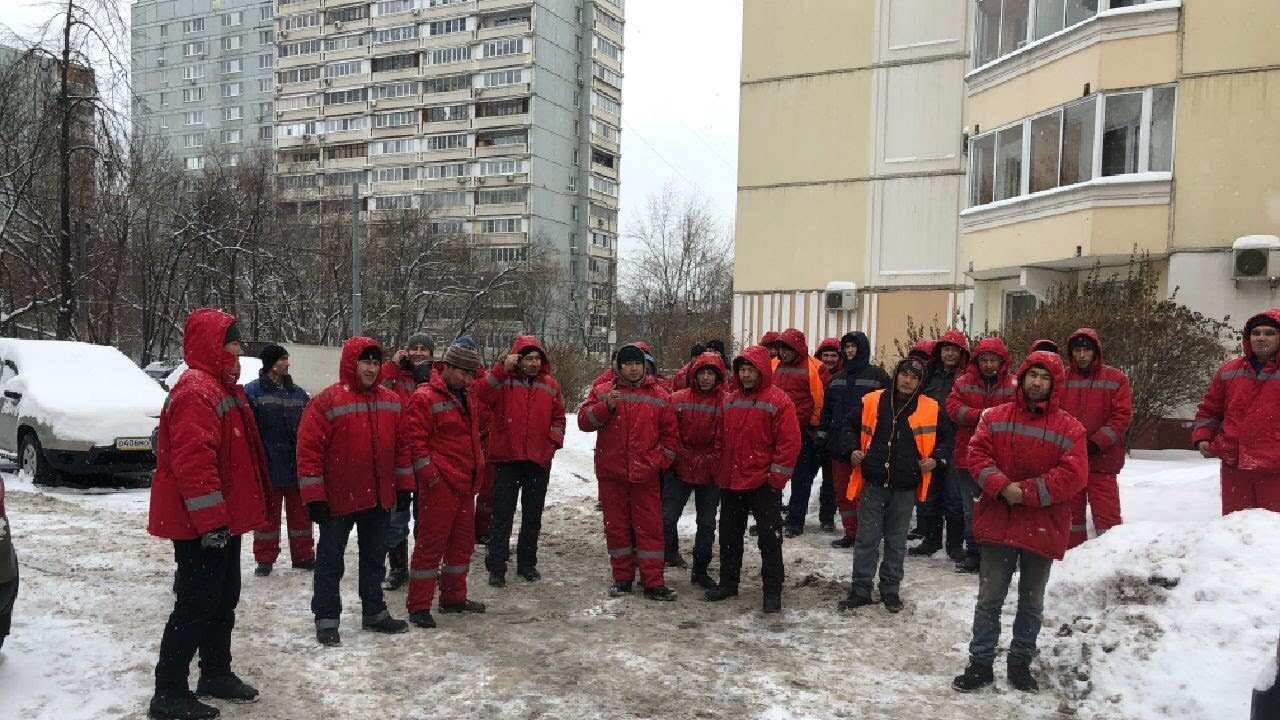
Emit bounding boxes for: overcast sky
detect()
[2,0,743,256]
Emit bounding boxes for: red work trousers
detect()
[1068,471,1122,549]
[1221,465,1280,515]
[475,463,495,540]
[598,477,665,589]
[252,486,314,564]
[406,481,475,613]
[831,461,859,540]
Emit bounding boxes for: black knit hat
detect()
[616,344,646,368]
[223,322,240,345]
[1069,335,1098,352]
[357,345,383,363]
[259,343,288,368]
[895,357,927,379]
[1251,316,1280,331]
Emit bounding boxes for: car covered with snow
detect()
[0,339,167,484]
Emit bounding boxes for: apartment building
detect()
[269,0,623,349]
[963,0,1280,330]
[733,0,970,355]
[131,0,278,172]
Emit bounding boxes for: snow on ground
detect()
[0,435,1273,720]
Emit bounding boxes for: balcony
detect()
[277,105,320,123]
[371,65,421,83]
[423,176,471,191]
[475,172,527,187]
[274,134,317,149]
[477,23,529,42]
[473,113,529,131]
[475,143,525,158]
[422,117,470,134]
[478,0,533,12]
[370,152,420,166]
[368,94,418,111]
[322,155,368,170]
[475,82,530,100]
[320,45,367,63]
[474,201,528,217]
[368,11,419,30]
[369,38,421,56]
[422,87,472,106]
[593,22,623,48]
[590,105,619,125]
[587,243,614,259]
[420,146,472,163]
[473,231,528,245]
[422,30,475,50]
[276,159,320,174]
[318,128,367,144]
[592,50,622,75]
[370,179,416,194]
[475,54,531,72]
[279,0,321,11]
[279,25,322,41]
[590,161,618,181]
[277,53,320,70]
[372,123,418,139]
[591,134,619,155]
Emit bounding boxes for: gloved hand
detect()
[201,527,230,549]
[308,501,331,524]
[1087,440,1101,456]
[395,491,413,513]
[813,431,828,450]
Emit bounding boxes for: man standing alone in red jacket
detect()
[147,309,270,720]
[953,352,1087,694]
[578,343,681,601]
[475,336,566,587]
[704,345,801,612]
[297,338,412,646]
[1060,329,1132,547]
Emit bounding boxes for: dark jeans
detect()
[817,457,836,525]
[850,482,916,598]
[154,536,241,693]
[485,460,551,574]
[915,466,963,530]
[784,432,824,528]
[312,507,390,628]
[661,471,720,572]
[954,468,982,557]
[718,484,784,592]
[968,544,1054,666]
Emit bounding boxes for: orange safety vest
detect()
[846,389,939,502]
[770,355,826,426]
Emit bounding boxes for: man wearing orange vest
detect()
[837,355,953,613]
[767,328,831,537]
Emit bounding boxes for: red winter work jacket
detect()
[670,353,727,486]
[968,352,1089,561]
[717,345,802,492]
[1193,310,1280,471]
[771,328,830,430]
[379,359,418,405]
[578,348,680,484]
[947,337,1016,471]
[403,372,485,494]
[1060,328,1133,474]
[296,337,411,516]
[475,335,566,468]
[148,309,270,539]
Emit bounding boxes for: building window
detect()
[375,110,417,128]
[373,81,417,99]
[259,78,272,93]
[424,133,469,151]
[185,156,204,171]
[259,125,274,140]
[328,5,367,23]
[221,11,243,27]
[1028,111,1061,194]
[591,119,620,142]
[1101,92,1143,177]
[277,67,321,84]
[482,218,521,234]
[277,93,320,111]
[422,74,469,94]
[259,30,275,45]
[160,114,169,128]
[595,7,624,34]
[479,158,523,175]
[375,25,419,44]
[489,13,529,29]
[487,246,528,263]
[278,121,317,138]
[326,88,368,105]
[159,23,168,37]
[278,39,322,58]
[1004,291,1038,325]
[183,111,205,125]
[182,41,206,56]
[422,162,467,179]
[371,138,418,155]
[325,170,366,187]
[221,36,243,51]
[476,98,528,117]
[221,82,242,98]
[590,175,618,197]
[373,194,417,210]
[1060,97,1096,186]
[484,37,525,58]
[324,34,365,52]
[372,54,417,73]
[280,12,319,30]
[994,125,1023,202]
[1148,85,1176,173]
[593,63,623,89]
[425,104,469,122]
[482,69,523,87]
[221,59,242,74]
[261,7,273,21]
[477,187,526,205]
[979,0,1154,68]
[221,129,242,144]
[374,0,415,17]
[158,91,169,106]
[429,45,470,65]
[221,106,243,121]
[259,53,273,69]
[324,115,369,132]
[593,35,623,63]
[182,87,205,103]
[182,18,205,33]
[183,65,205,80]
[374,166,416,182]
[592,232,614,249]
[323,60,364,78]
[423,190,468,208]
[325,143,368,160]
[428,18,468,36]
[182,133,203,148]
[591,91,620,117]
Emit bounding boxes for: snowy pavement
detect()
[1,434,1276,720]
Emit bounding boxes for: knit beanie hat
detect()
[442,342,481,372]
[1251,316,1280,331]
[357,345,383,363]
[1069,335,1099,352]
[616,344,646,368]
[223,322,240,345]
[259,343,288,368]
[406,332,435,352]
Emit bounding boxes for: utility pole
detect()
[351,182,362,336]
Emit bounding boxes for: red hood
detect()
[633,341,653,356]
[933,330,972,368]
[969,336,1012,377]
[1030,338,1060,355]
[1243,310,1280,358]
[340,336,383,390]
[1068,327,1104,372]
[689,352,727,391]
[909,338,936,361]
[760,331,780,347]
[182,308,241,388]
[777,328,809,360]
[733,345,774,392]
[1015,350,1067,414]
[510,334,551,376]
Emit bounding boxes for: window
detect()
[482,69,523,87]
[155,47,166,65]
[994,125,1024,202]
[592,231,614,248]
[479,130,526,147]
[158,91,169,106]
[260,6,273,21]
[429,45,470,65]
[422,162,467,179]
[590,175,618,197]
[278,67,321,84]
[221,129,242,144]
[1101,92,1142,177]
[981,0,1126,67]
[423,190,468,208]
[490,13,529,29]
[280,12,319,30]
[423,74,469,94]
[276,93,320,111]
[375,110,416,128]
[371,138,418,154]
[221,11,243,27]
[428,219,466,235]
[591,119,620,142]
[185,156,204,171]
[221,106,243,121]
[487,246,528,263]
[182,18,205,33]
[326,88,367,105]
[476,98,528,117]
[1060,98,1096,186]
[595,7,624,34]
[479,158,522,175]
[324,170,366,187]
[372,54,417,73]
[324,60,364,79]
[278,39,322,58]
[374,0,415,17]
[221,59,242,74]
[374,166,416,182]
[160,24,168,37]
[424,133,468,151]
[375,25,419,43]
[484,37,525,58]
[425,104,469,122]
[259,53,273,69]
[220,82,242,98]
[259,78,272,93]
[324,116,368,132]
[590,203,618,224]
[1148,85,1176,173]
[183,111,205,125]
[1004,292,1038,325]
[428,0,466,6]
[1029,112,1061,194]
[324,34,365,52]
[160,114,169,128]
[592,91,620,116]
[259,30,274,44]
[328,6,366,23]
[183,65,205,80]
[221,36,243,51]
[279,173,319,188]
[278,121,317,138]
[429,18,467,36]
[373,81,417,99]
[182,87,205,102]
[373,194,417,210]
[260,101,273,116]
[593,35,623,63]
[182,41,206,56]
[482,218,521,234]
[325,143,368,160]
[260,125,274,140]
[477,187,526,205]
[182,133,203,148]
[593,63,623,89]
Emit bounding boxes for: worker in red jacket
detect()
[402,340,488,628]
[761,331,781,360]
[672,342,707,392]
[704,345,801,612]
[768,328,831,536]
[952,351,1088,694]
[946,337,1016,573]
[297,337,412,646]
[147,309,270,720]
[1193,309,1280,513]
[1060,328,1132,548]
[578,343,681,601]
[662,352,727,587]
[474,335,566,587]
[377,333,434,592]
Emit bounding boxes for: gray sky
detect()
[2,0,743,256]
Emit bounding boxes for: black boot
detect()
[703,585,738,602]
[409,611,436,629]
[316,627,340,646]
[148,690,221,720]
[362,612,409,633]
[439,599,486,613]
[664,553,688,569]
[783,525,804,538]
[955,554,981,574]
[837,593,875,611]
[908,516,944,556]
[881,593,904,613]
[945,515,965,560]
[608,580,633,597]
[643,585,677,602]
[195,674,259,703]
[952,662,995,692]
[517,567,541,582]
[488,570,507,587]
[690,567,716,588]
[762,590,782,614]
[253,563,272,577]
[830,536,855,549]
[382,542,408,591]
[1008,662,1040,692]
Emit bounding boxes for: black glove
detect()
[308,501,331,524]
[813,431,828,450]
[200,527,230,549]
[1087,440,1101,456]
[395,491,413,513]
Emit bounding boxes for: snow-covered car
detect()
[0,339,167,484]
[1255,631,1280,719]
[163,357,261,389]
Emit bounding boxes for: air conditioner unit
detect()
[576,77,583,87]
[456,176,467,184]
[334,20,343,29]
[279,30,288,38]
[369,98,377,107]
[505,173,515,181]
[824,281,859,312]
[302,133,312,141]
[477,176,487,184]
[412,8,421,15]
[1232,235,1280,280]
[157,58,166,66]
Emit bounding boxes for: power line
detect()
[620,116,702,193]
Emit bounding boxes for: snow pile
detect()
[0,339,166,445]
[1042,510,1280,719]
[164,357,261,389]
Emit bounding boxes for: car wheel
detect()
[18,432,57,486]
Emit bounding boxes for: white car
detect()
[0,339,166,484]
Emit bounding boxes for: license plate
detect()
[115,438,152,451]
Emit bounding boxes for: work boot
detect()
[1008,662,1040,692]
[830,536,855,549]
[439,599,486,613]
[488,570,507,587]
[703,585,738,602]
[253,563,272,577]
[382,543,409,591]
[784,525,804,538]
[945,516,965,560]
[952,662,995,692]
[908,516,944,556]
[955,555,981,574]
[837,593,875,611]
[315,627,340,646]
[644,585,677,602]
[881,593,904,613]
[475,534,490,546]
[517,566,541,582]
[665,553,688,569]
[819,520,836,532]
[195,674,259,703]
[409,611,436,629]
[689,569,716,589]
[762,590,782,614]
[608,580,633,597]
[362,612,409,633]
[291,559,315,570]
[148,690,221,720]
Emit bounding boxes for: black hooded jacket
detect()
[817,331,892,461]
[860,387,955,492]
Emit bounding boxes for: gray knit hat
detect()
[406,332,435,352]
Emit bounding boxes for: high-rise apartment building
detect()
[270,0,622,349]
[131,0,279,172]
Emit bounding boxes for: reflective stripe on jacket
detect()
[847,389,939,503]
